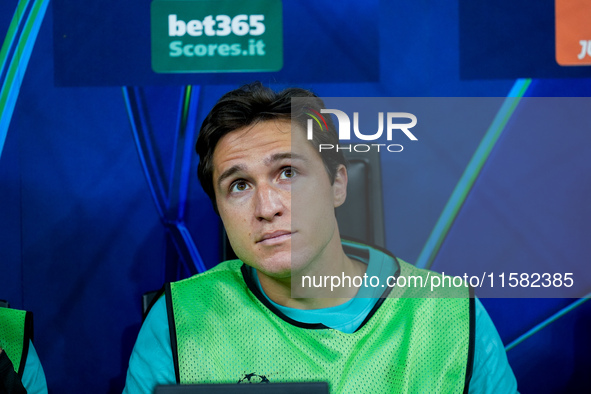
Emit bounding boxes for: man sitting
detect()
[123,82,518,393]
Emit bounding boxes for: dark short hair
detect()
[196,82,347,212]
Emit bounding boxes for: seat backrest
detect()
[336,148,386,248]
[141,290,163,319]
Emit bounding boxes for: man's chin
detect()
[258,260,293,278]
[244,254,292,278]
[243,249,315,281]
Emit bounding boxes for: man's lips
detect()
[257,230,292,245]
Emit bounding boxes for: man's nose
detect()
[254,183,285,221]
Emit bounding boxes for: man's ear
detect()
[332,165,348,208]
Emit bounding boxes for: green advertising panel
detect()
[151,0,283,73]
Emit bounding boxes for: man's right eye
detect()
[230,180,250,193]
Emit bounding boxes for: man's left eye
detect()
[280,167,295,179]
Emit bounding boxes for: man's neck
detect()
[256,251,367,310]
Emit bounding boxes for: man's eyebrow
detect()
[264,152,307,165]
[217,164,246,190]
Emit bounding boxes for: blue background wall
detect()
[1,0,590,393]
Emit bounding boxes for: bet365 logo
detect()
[305,108,417,153]
[151,0,282,73]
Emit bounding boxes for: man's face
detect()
[212,119,347,279]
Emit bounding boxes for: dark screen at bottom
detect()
[154,382,330,394]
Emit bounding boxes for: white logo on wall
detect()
[578,40,591,59]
